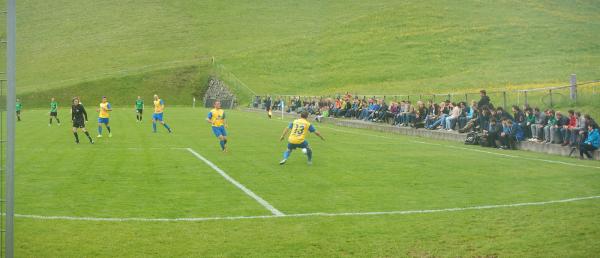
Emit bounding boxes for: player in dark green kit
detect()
[135,96,144,122]
[49,97,60,126]
[15,98,22,121]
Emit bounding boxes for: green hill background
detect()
[3,0,600,107]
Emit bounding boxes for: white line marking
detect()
[303,118,600,169]
[14,195,600,222]
[410,140,600,170]
[185,148,284,216]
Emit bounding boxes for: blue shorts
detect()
[153,113,164,121]
[212,126,227,137]
[287,141,308,150]
[98,118,109,124]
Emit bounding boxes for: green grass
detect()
[6,0,600,96]
[14,107,600,257]
[17,64,210,108]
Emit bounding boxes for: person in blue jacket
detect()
[580,123,599,160]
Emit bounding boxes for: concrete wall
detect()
[245,108,600,160]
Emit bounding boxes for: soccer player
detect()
[135,96,144,122]
[15,98,22,121]
[97,96,112,138]
[279,111,325,165]
[71,98,94,144]
[49,97,60,126]
[206,101,228,152]
[152,94,172,133]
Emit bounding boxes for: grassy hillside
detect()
[7,0,600,97]
[18,64,210,108]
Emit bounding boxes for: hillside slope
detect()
[7,0,600,95]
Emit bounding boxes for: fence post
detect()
[503,91,507,109]
[549,89,553,107]
[570,74,577,103]
[433,95,436,103]
[419,94,422,100]
[524,91,528,106]
[464,93,468,103]
[447,94,451,102]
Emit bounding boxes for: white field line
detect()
[306,121,600,170]
[185,148,284,216]
[14,195,600,222]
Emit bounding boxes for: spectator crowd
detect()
[254,91,599,160]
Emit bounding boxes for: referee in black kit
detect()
[71,97,94,144]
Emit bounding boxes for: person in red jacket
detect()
[561,110,577,146]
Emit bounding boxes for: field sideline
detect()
[15,107,600,257]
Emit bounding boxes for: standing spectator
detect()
[477,90,490,109]
[265,96,273,119]
[579,124,599,160]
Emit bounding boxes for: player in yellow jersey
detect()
[206,101,228,152]
[152,94,172,133]
[279,111,325,165]
[96,96,112,138]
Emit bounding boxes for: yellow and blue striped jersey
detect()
[208,108,226,127]
[288,118,316,144]
[98,102,111,118]
[154,99,164,113]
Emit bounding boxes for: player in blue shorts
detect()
[152,94,172,133]
[279,111,325,165]
[97,96,112,138]
[206,101,228,152]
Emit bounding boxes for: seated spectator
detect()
[410,101,427,128]
[445,102,461,131]
[560,110,577,146]
[458,104,479,133]
[426,103,449,130]
[483,119,502,148]
[374,101,389,122]
[543,110,556,144]
[552,111,568,144]
[499,119,522,150]
[458,101,475,130]
[495,107,514,122]
[579,124,599,160]
[531,108,546,142]
[358,100,374,121]
[512,105,526,135]
[400,101,415,126]
[569,112,586,147]
[424,103,440,128]
[387,102,400,124]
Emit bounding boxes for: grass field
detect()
[6,0,600,96]
[14,107,600,257]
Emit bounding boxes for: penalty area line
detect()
[184,148,285,216]
[13,195,600,222]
